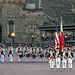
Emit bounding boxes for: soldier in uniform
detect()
[1,45,5,63]
[55,48,61,69]
[44,46,49,63]
[8,44,13,63]
[61,48,67,69]
[16,44,23,63]
[37,45,44,63]
[0,45,2,62]
[72,45,75,61]
[67,48,73,69]
[23,43,29,63]
[52,46,56,66]
[48,49,54,69]
[30,44,36,63]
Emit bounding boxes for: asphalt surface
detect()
[0,57,75,75]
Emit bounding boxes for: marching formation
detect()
[0,43,75,69]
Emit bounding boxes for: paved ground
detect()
[0,57,75,75]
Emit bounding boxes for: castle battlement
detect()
[0,0,25,4]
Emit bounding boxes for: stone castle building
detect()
[0,0,75,44]
[0,0,44,43]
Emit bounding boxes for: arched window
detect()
[74,19,75,23]
[8,20,14,34]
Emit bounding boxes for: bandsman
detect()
[55,48,61,69]
[1,45,5,63]
[23,43,30,63]
[48,49,54,69]
[16,44,23,63]
[0,45,2,62]
[72,45,75,61]
[52,46,56,66]
[8,44,13,63]
[30,44,36,63]
[37,45,44,63]
[44,46,49,63]
[61,48,67,69]
[67,48,73,69]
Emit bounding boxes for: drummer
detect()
[30,44,36,63]
[44,46,49,63]
[37,45,43,63]
[23,43,29,63]
[16,44,23,63]
[8,44,13,63]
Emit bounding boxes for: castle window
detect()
[34,28,36,32]
[31,27,33,29]
[8,20,14,25]
[9,25,13,34]
[8,20,14,34]
[74,19,75,23]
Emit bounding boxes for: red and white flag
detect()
[60,17,65,51]
[55,21,60,48]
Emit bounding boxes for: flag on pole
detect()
[60,17,65,51]
[55,21,60,48]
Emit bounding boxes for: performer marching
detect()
[52,46,56,66]
[23,43,30,63]
[72,45,75,61]
[0,45,2,62]
[30,44,36,63]
[67,48,73,69]
[61,48,67,69]
[1,45,5,63]
[55,48,61,69]
[8,44,13,63]
[37,45,44,63]
[48,49,54,69]
[44,47,49,63]
[16,44,23,63]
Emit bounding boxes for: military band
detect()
[0,43,74,69]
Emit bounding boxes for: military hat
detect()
[31,44,34,47]
[63,48,66,50]
[49,49,52,51]
[9,43,12,46]
[68,48,71,50]
[24,43,27,45]
[56,47,59,49]
[48,45,51,47]
[45,46,48,49]
[39,45,41,47]
[17,44,21,46]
